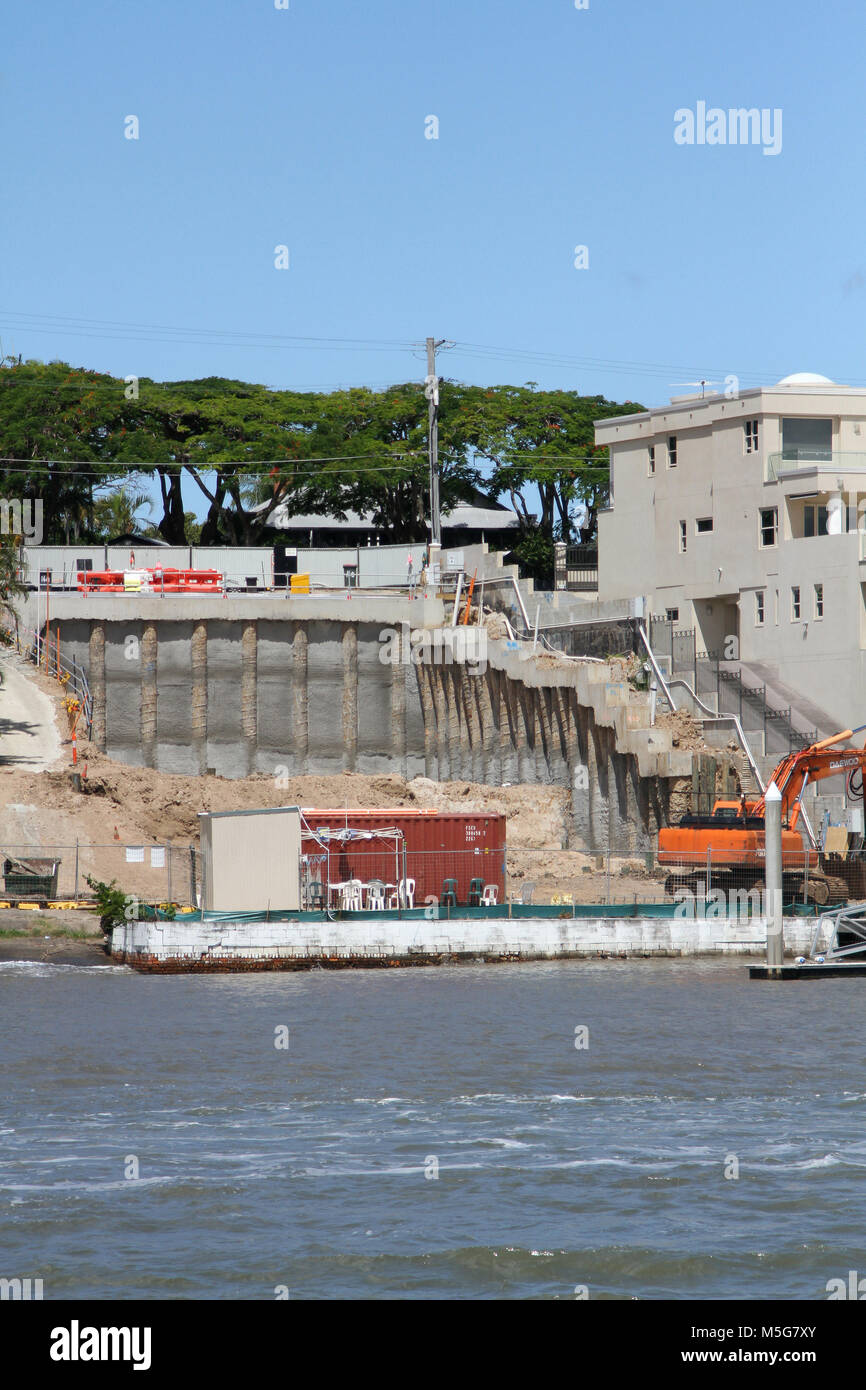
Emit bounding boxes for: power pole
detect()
[426,337,446,583]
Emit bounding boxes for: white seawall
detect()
[110,914,826,970]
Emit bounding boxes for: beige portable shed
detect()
[198,807,302,912]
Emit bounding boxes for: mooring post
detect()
[765,781,784,974]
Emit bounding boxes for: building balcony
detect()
[767,450,866,482]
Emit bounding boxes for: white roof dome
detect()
[776,372,835,386]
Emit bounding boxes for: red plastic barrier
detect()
[77,568,224,594]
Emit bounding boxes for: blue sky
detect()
[3,0,864,413]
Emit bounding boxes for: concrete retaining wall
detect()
[23,592,696,848]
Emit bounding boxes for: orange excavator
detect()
[658,727,866,904]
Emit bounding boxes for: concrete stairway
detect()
[733,659,843,743]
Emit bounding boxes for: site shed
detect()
[198,807,302,912]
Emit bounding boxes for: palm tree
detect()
[92,484,154,538]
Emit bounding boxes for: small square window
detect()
[668,436,678,468]
[791,586,801,620]
[814,583,824,619]
[665,607,679,623]
[648,445,655,476]
[755,592,765,626]
[678,519,687,553]
[695,517,713,534]
[760,507,777,547]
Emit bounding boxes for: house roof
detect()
[258,493,521,533]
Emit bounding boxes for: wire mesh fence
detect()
[0,843,199,906]
[5,839,866,916]
[303,845,507,911]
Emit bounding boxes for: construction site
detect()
[2,538,865,972]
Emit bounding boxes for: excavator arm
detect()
[752,727,866,832]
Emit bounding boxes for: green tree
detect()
[91,483,153,538]
[0,360,641,551]
[467,385,642,543]
[0,535,24,617]
[0,360,131,542]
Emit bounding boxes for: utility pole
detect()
[764,781,784,974]
[426,337,446,587]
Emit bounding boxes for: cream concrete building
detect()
[595,373,866,729]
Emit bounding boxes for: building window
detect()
[755,592,765,626]
[791,586,801,620]
[648,445,655,475]
[665,607,679,623]
[814,583,824,618]
[668,436,678,467]
[803,505,829,537]
[695,517,713,533]
[805,501,847,536]
[781,417,832,463]
[759,507,778,547]
[745,419,759,453]
[678,519,687,553]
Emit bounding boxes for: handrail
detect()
[511,575,531,630]
[16,624,93,737]
[638,623,765,793]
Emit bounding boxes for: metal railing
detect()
[648,618,816,756]
[563,545,598,591]
[14,624,93,737]
[640,623,765,788]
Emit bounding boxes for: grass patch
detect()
[0,927,98,940]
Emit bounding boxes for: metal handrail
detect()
[17,624,93,736]
[638,623,765,793]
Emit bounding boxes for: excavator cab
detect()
[658,726,866,904]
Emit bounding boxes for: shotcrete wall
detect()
[27,593,691,851]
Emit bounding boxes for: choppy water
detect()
[2,957,866,1299]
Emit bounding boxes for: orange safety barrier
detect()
[77,567,224,595]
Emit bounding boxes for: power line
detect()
[0,310,414,350]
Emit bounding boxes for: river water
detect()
[2,957,865,1300]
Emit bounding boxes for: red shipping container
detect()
[300,809,506,907]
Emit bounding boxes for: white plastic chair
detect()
[388,877,415,909]
[341,879,364,911]
[482,884,498,905]
[366,880,386,912]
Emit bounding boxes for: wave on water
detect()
[0,960,126,975]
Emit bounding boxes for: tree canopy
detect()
[0,360,641,556]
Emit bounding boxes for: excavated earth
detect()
[0,651,720,917]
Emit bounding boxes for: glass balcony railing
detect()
[767,450,866,481]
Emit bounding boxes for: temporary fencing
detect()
[5,840,865,917]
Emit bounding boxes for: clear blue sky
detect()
[3,0,864,409]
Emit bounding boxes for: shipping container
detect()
[300,808,506,906]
